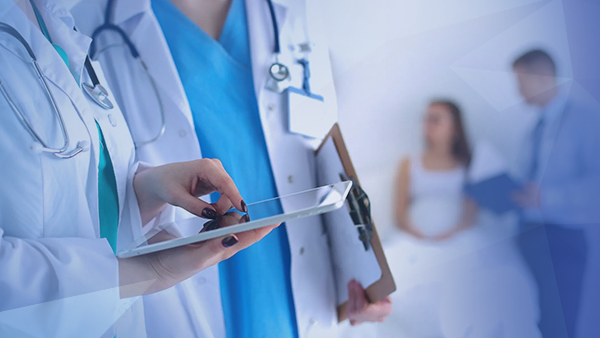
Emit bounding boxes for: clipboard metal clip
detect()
[340,173,373,251]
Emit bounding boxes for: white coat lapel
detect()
[0,2,100,163]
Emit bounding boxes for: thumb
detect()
[188,234,240,269]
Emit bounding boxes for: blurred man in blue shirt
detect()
[512,49,600,338]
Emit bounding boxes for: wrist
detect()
[118,256,160,298]
[133,168,167,225]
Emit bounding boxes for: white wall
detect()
[320,0,571,239]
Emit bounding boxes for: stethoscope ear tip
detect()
[78,141,90,152]
[30,142,44,154]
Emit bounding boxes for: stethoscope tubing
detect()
[265,0,292,84]
[135,59,166,147]
[89,0,166,148]
[0,22,83,158]
[266,0,280,55]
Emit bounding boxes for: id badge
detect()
[287,87,327,139]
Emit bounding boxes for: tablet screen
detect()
[119,181,352,257]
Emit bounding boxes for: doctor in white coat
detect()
[0,1,275,337]
[72,0,391,337]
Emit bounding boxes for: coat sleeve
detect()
[0,232,138,337]
[0,161,149,337]
[0,89,144,338]
[540,107,600,226]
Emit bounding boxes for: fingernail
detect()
[243,214,250,222]
[202,208,218,219]
[241,200,248,213]
[222,236,238,247]
[203,219,220,232]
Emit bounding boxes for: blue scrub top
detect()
[152,0,299,337]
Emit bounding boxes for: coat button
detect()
[108,114,117,127]
[288,175,294,183]
[299,247,305,255]
[179,129,187,137]
[196,276,207,285]
[309,317,318,325]
[267,103,276,111]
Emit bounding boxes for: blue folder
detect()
[465,173,523,214]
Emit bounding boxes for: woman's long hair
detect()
[430,100,472,166]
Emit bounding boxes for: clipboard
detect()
[465,173,523,214]
[315,123,396,322]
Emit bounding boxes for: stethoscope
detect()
[266,0,290,84]
[26,0,115,111]
[0,16,114,159]
[265,0,316,95]
[83,56,114,110]
[0,22,87,158]
[89,0,166,148]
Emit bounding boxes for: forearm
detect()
[396,208,425,238]
[0,233,120,313]
[395,210,412,231]
[395,196,412,231]
[117,256,160,298]
[454,198,478,231]
[133,167,168,225]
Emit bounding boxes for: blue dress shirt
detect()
[520,88,600,226]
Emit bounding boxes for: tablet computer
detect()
[117,181,353,258]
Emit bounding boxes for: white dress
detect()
[408,157,466,238]
[341,156,541,338]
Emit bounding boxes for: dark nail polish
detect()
[202,208,218,219]
[205,220,220,231]
[241,200,248,213]
[222,236,238,247]
[200,219,220,233]
[243,214,250,223]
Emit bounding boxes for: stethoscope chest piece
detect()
[266,62,291,93]
[269,62,290,82]
[83,82,114,110]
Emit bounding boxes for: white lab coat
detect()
[0,1,148,337]
[72,1,223,337]
[71,0,340,337]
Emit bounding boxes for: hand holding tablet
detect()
[118,181,353,258]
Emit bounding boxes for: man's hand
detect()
[346,279,392,326]
[512,182,541,208]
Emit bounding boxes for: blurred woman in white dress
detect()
[385,100,540,338]
[396,100,475,242]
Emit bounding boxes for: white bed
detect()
[338,212,540,338]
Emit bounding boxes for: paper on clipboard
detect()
[316,137,382,305]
